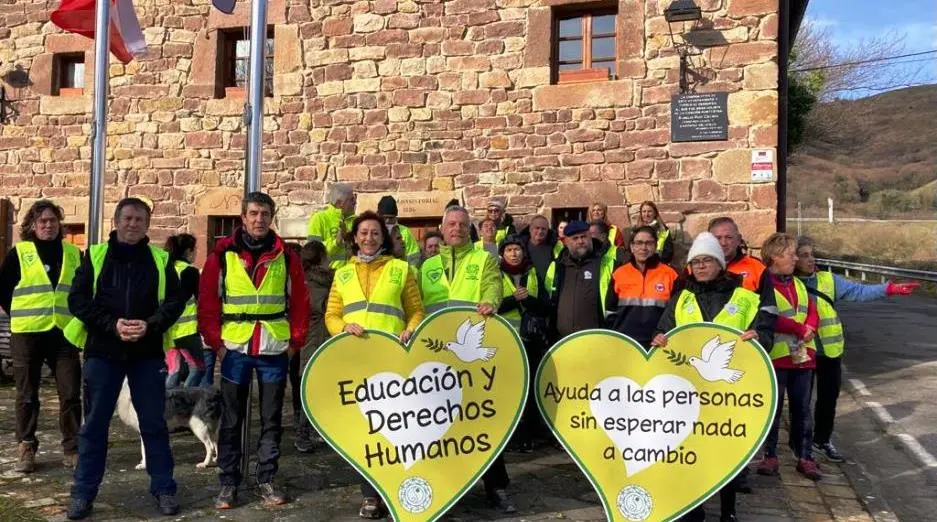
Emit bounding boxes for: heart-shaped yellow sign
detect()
[536,323,777,522]
[302,308,528,521]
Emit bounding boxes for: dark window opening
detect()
[218,28,274,98]
[54,53,85,96]
[208,216,240,249]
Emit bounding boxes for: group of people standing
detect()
[1,187,917,521]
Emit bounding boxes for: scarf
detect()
[358,249,384,263]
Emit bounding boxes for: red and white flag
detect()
[50,0,146,64]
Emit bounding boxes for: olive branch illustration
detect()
[663,349,689,366]
[422,337,446,352]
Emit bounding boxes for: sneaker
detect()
[359,497,388,519]
[258,482,289,506]
[63,452,78,469]
[814,441,846,463]
[756,456,779,476]
[736,472,753,494]
[215,485,237,510]
[66,498,93,520]
[797,458,823,481]
[487,489,517,514]
[14,442,35,473]
[156,494,180,516]
[519,440,534,453]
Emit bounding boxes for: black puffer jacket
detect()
[654,272,775,347]
[68,232,183,361]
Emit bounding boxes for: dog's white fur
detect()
[116,379,218,470]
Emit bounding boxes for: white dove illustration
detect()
[445,319,496,363]
[687,336,744,383]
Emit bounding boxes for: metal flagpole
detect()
[240,0,269,487]
[88,0,111,245]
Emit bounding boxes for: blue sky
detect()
[803,0,937,98]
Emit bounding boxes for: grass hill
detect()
[787,85,937,218]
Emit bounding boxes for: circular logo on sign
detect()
[398,476,432,514]
[725,303,739,315]
[655,282,665,293]
[617,484,653,521]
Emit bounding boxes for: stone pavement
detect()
[0,380,875,522]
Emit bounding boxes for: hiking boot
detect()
[156,494,180,516]
[67,498,93,520]
[63,452,78,469]
[14,442,36,473]
[294,425,316,454]
[258,482,289,506]
[487,489,517,513]
[814,441,846,463]
[215,485,237,510]
[756,456,779,476]
[359,496,388,519]
[797,458,823,481]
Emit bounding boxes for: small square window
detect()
[208,216,240,249]
[554,10,619,84]
[219,28,274,99]
[54,53,85,96]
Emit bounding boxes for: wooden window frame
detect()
[218,27,274,99]
[53,52,86,96]
[208,215,240,249]
[553,9,619,84]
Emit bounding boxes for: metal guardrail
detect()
[817,258,937,284]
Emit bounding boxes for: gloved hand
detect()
[886,281,919,296]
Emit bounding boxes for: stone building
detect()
[0,0,806,263]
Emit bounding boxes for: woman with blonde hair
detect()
[636,201,674,263]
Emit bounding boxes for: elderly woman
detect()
[653,231,775,522]
[636,201,674,264]
[324,211,425,519]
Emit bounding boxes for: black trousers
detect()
[813,355,842,445]
[289,351,301,416]
[12,329,82,453]
[680,476,739,520]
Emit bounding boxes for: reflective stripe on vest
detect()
[814,271,845,358]
[168,260,198,342]
[62,243,168,350]
[544,255,614,315]
[673,287,760,330]
[334,258,408,335]
[220,251,289,344]
[420,249,489,314]
[10,241,80,333]
[500,270,540,330]
[770,278,816,360]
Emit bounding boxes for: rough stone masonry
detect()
[0,0,781,258]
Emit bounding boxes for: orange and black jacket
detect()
[608,255,678,348]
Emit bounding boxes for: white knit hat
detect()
[687,232,726,269]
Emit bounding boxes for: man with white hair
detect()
[306,183,356,269]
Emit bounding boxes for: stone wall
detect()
[0,0,780,254]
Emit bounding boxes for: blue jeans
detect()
[764,368,814,460]
[200,349,216,387]
[72,357,176,501]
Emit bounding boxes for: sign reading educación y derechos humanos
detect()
[537,324,777,522]
[302,308,528,522]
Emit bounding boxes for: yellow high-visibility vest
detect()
[543,254,614,315]
[62,243,169,350]
[333,258,409,335]
[814,271,844,358]
[10,241,80,333]
[770,278,817,360]
[167,260,198,342]
[673,287,760,330]
[420,249,490,314]
[220,251,290,344]
[500,270,540,330]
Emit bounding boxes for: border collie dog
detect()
[116,379,222,470]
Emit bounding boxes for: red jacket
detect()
[768,272,818,369]
[198,228,310,356]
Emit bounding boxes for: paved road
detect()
[834,295,937,522]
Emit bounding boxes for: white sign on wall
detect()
[750,149,774,182]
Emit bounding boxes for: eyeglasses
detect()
[632,240,656,248]
[690,257,717,268]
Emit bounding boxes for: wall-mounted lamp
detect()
[664,0,702,23]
